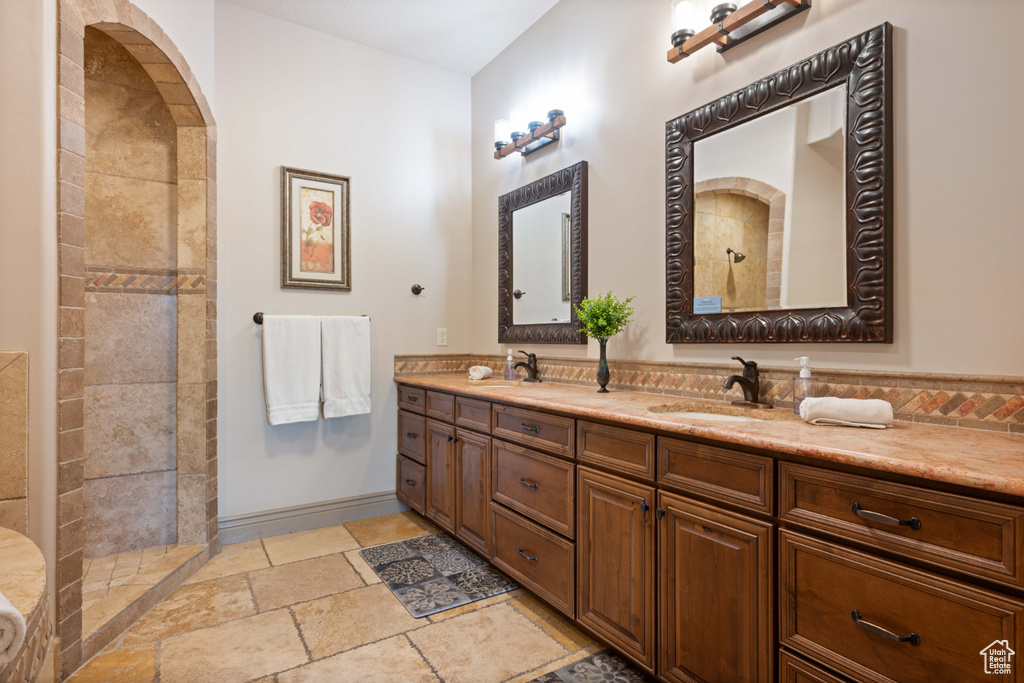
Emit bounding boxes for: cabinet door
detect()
[455,429,491,556]
[658,490,773,683]
[577,467,656,670]
[425,419,455,531]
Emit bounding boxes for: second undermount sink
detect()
[648,401,774,422]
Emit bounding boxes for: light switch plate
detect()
[437,328,448,346]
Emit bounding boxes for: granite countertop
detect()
[0,527,46,618]
[395,374,1024,498]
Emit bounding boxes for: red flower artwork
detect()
[309,201,333,227]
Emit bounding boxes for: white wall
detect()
[0,0,58,586]
[470,0,1024,376]
[214,2,472,517]
[134,0,216,112]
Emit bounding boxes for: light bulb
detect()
[510,109,528,136]
[672,0,697,32]
[494,119,511,145]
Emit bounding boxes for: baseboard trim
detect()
[218,491,407,545]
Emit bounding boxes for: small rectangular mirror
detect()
[499,161,588,344]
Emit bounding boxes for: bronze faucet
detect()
[513,351,542,383]
[723,356,770,409]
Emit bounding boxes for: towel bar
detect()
[253,312,370,324]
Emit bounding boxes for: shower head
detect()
[726,248,746,263]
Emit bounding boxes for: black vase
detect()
[596,339,610,393]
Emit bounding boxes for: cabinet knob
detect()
[640,501,649,516]
[656,508,665,520]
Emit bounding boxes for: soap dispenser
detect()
[504,349,516,380]
[792,356,820,415]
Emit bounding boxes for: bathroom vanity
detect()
[394,375,1024,683]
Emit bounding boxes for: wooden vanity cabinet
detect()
[577,467,656,669]
[454,428,491,556]
[425,419,455,532]
[658,490,774,683]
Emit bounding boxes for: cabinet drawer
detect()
[425,391,455,422]
[398,410,426,464]
[577,421,655,481]
[455,396,491,432]
[658,436,773,514]
[780,462,1024,587]
[491,503,575,617]
[779,650,848,683]
[492,404,574,458]
[492,440,575,538]
[398,385,425,413]
[780,530,1024,683]
[396,455,425,514]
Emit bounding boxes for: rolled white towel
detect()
[799,397,893,429]
[0,590,26,667]
[468,366,493,381]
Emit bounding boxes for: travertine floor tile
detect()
[184,539,268,584]
[67,643,156,683]
[249,553,363,611]
[509,592,594,650]
[409,603,567,683]
[262,525,359,565]
[291,583,422,659]
[159,609,308,683]
[343,548,381,586]
[427,588,525,623]
[344,511,437,547]
[278,635,438,683]
[120,574,256,646]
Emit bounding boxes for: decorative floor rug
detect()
[527,650,651,683]
[359,533,517,617]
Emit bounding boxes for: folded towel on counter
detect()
[321,316,371,418]
[468,366,493,380]
[261,315,323,426]
[799,396,894,429]
[0,590,26,667]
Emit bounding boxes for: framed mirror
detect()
[666,23,892,343]
[499,161,588,344]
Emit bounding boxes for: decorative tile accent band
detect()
[85,268,206,294]
[394,354,1024,434]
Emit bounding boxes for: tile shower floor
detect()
[82,544,206,640]
[69,512,607,683]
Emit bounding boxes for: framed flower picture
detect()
[281,166,351,290]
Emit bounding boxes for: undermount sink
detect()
[648,401,774,422]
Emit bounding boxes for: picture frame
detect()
[281,166,351,290]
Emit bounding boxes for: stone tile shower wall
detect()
[82,28,179,557]
[56,1,218,676]
[0,352,28,533]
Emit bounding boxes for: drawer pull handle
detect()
[404,479,417,486]
[520,423,540,433]
[851,502,922,530]
[519,477,539,489]
[517,547,538,562]
[406,433,418,439]
[407,396,418,402]
[851,610,920,646]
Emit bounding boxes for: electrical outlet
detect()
[437,328,448,346]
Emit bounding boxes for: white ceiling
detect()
[220,0,562,76]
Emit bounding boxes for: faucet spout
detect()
[723,375,758,403]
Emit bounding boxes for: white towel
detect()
[469,366,493,380]
[800,396,894,429]
[261,315,322,426]
[0,590,26,667]
[322,316,371,418]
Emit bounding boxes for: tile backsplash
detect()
[395,354,1024,434]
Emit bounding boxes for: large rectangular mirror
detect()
[499,161,588,344]
[666,23,892,343]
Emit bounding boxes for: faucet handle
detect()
[731,356,757,369]
[518,350,536,360]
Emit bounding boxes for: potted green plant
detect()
[574,293,635,393]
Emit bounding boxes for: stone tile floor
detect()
[81,544,206,640]
[69,512,609,683]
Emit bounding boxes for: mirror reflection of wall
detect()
[512,190,572,325]
[693,84,847,313]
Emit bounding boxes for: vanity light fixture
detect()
[494,108,566,159]
[668,0,810,63]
